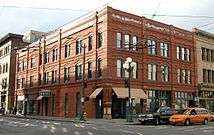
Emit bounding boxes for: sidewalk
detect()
[1,114,140,125]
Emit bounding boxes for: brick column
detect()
[102,85,112,119]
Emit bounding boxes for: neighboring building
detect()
[0,33,29,113]
[15,6,197,119]
[22,30,46,43]
[194,28,214,112]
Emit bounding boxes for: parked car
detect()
[169,108,211,126]
[210,112,214,122]
[138,106,175,125]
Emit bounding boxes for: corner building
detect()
[15,7,197,119]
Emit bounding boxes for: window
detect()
[5,63,8,72]
[97,59,102,78]
[38,74,42,85]
[43,72,49,84]
[117,59,122,77]
[65,44,71,58]
[88,62,92,79]
[161,65,169,82]
[160,43,168,57]
[132,36,138,50]
[116,33,122,48]
[211,50,214,62]
[75,64,82,80]
[206,49,209,61]
[88,35,92,51]
[124,34,130,50]
[202,47,205,61]
[132,62,138,79]
[208,70,211,83]
[30,57,36,68]
[30,76,34,87]
[181,48,185,60]
[39,54,42,65]
[148,64,157,80]
[177,69,181,83]
[187,70,191,84]
[21,78,25,88]
[52,49,58,61]
[186,48,190,61]
[98,32,103,48]
[147,39,156,55]
[64,67,70,82]
[44,52,49,64]
[0,65,2,74]
[76,39,82,55]
[176,46,180,59]
[52,70,58,83]
[182,69,186,83]
[64,93,68,116]
[17,79,21,89]
[203,69,207,83]
[212,71,214,84]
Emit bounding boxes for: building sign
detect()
[112,13,141,24]
[145,22,170,33]
[39,89,51,97]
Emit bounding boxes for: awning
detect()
[36,96,43,100]
[112,87,148,99]
[89,88,103,98]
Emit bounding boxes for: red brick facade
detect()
[15,7,197,119]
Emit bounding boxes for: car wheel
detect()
[185,119,190,126]
[155,118,160,125]
[203,119,208,125]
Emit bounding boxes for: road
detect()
[0,116,214,135]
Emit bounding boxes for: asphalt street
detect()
[0,116,214,135]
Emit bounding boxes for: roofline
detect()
[0,33,23,45]
[193,28,214,39]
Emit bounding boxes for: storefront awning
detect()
[36,96,43,100]
[89,88,103,98]
[112,87,148,99]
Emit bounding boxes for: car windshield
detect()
[157,107,170,113]
[176,109,188,114]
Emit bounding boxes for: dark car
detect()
[138,106,175,125]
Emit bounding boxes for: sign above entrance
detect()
[39,89,51,97]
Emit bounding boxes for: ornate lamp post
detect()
[123,57,135,122]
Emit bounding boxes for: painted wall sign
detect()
[112,13,141,24]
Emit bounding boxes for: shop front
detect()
[90,87,148,119]
[36,89,51,116]
[199,90,214,112]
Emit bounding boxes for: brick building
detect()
[0,33,28,114]
[15,6,197,119]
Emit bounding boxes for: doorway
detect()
[112,92,126,119]
[95,91,103,118]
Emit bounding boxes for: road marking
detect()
[203,130,213,133]
[74,131,80,135]
[91,127,97,130]
[136,132,144,135]
[62,127,68,133]
[120,129,136,134]
[199,126,213,130]
[54,122,60,125]
[87,131,94,135]
[42,125,48,129]
[50,126,56,133]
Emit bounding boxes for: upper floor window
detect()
[44,52,49,64]
[186,48,190,61]
[75,64,82,80]
[177,69,181,83]
[52,49,58,61]
[132,62,138,79]
[148,64,157,81]
[117,59,122,77]
[116,33,122,48]
[30,57,36,68]
[43,72,50,84]
[176,46,180,59]
[202,47,206,61]
[17,79,21,89]
[0,50,3,57]
[88,62,92,79]
[65,44,71,58]
[64,67,70,82]
[76,39,82,55]
[30,76,34,87]
[21,78,25,88]
[52,70,58,83]
[181,48,185,60]
[132,36,138,51]
[88,36,93,51]
[4,46,10,55]
[124,34,130,50]
[97,59,102,78]
[147,39,156,55]
[0,65,2,74]
[98,32,103,48]
[160,43,168,57]
[161,65,169,82]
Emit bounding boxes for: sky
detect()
[0,0,214,38]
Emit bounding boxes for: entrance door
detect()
[112,92,126,119]
[96,91,103,118]
[42,98,48,116]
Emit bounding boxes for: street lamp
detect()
[123,57,135,122]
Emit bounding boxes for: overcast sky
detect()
[0,0,214,38]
